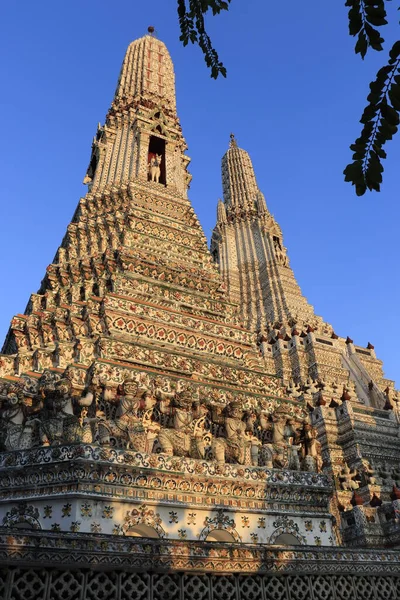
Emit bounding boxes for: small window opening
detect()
[148,135,166,185]
[273,235,282,250]
[92,283,100,296]
[80,287,86,301]
[84,151,98,184]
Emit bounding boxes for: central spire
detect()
[82,32,190,195]
[115,30,177,113]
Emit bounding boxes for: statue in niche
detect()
[296,423,323,472]
[339,464,360,491]
[360,460,383,486]
[0,375,93,450]
[38,375,81,445]
[148,154,162,183]
[0,384,37,450]
[273,236,289,267]
[377,463,394,483]
[259,410,301,470]
[82,381,118,446]
[211,401,260,466]
[141,390,161,453]
[74,386,103,444]
[0,367,326,474]
[116,379,142,427]
[97,379,159,452]
[156,382,209,458]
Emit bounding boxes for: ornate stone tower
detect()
[0,30,400,600]
[212,134,318,331]
[211,135,396,408]
[212,134,400,551]
[83,31,191,195]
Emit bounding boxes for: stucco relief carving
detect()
[273,237,289,267]
[0,371,322,471]
[339,464,360,491]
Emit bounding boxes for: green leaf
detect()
[344,161,364,183]
[365,15,388,27]
[381,102,400,126]
[366,179,381,191]
[389,84,400,110]
[374,146,387,158]
[355,183,368,196]
[349,8,363,35]
[364,0,385,6]
[364,23,385,51]
[365,6,386,18]
[376,65,393,81]
[178,0,229,78]
[389,40,400,60]
[379,119,398,140]
[360,104,379,123]
[355,32,368,58]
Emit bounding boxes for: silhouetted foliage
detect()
[177,0,231,78]
[344,1,400,195]
[177,0,400,194]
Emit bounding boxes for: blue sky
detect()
[0,1,399,385]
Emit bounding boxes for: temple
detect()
[211,134,395,404]
[0,29,400,600]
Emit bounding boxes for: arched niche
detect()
[12,521,37,531]
[126,524,160,539]
[148,135,166,185]
[205,529,237,543]
[199,509,242,543]
[84,148,99,185]
[272,533,302,546]
[2,506,41,531]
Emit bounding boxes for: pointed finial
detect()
[229,133,237,148]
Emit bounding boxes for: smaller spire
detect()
[217,199,227,224]
[256,191,268,215]
[222,137,259,210]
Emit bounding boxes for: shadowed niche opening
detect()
[12,521,36,530]
[205,529,236,543]
[127,524,159,538]
[273,533,302,545]
[148,135,166,185]
[84,150,99,184]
